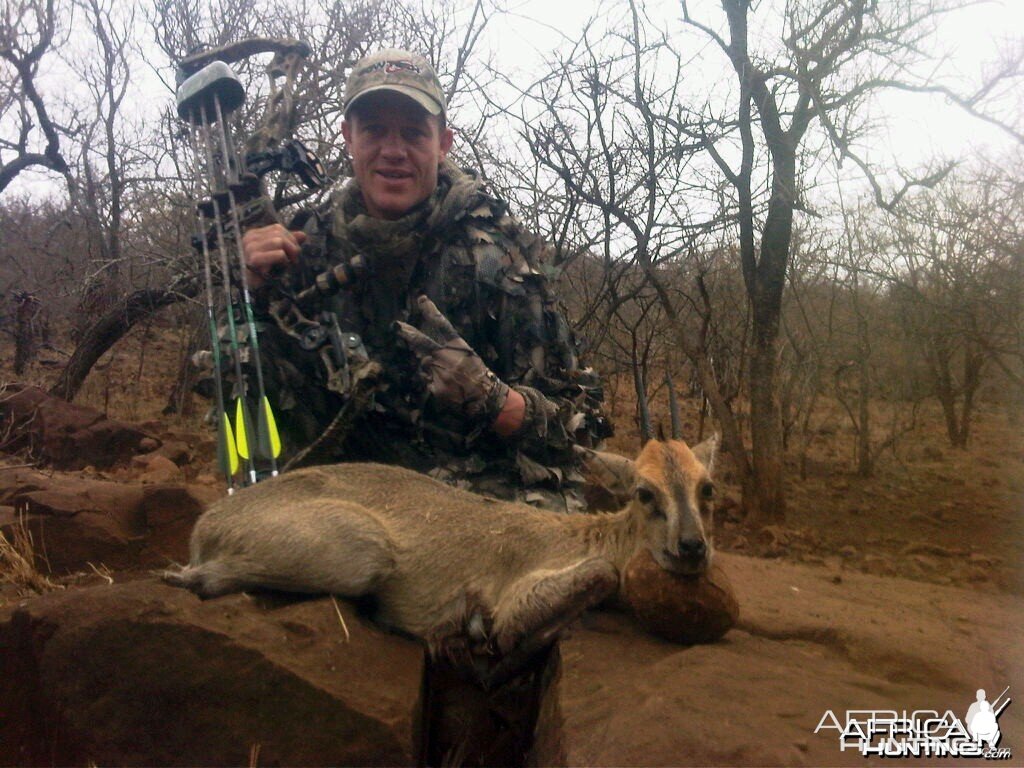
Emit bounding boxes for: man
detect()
[226,53,730,760]
[237,49,609,511]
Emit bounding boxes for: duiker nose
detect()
[678,538,706,559]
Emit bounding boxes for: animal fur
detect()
[165,437,718,677]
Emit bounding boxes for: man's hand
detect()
[396,295,523,434]
[241,224,307,289]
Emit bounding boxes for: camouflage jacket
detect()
[248,161,609,510]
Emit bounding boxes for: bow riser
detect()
[178,57,286,486]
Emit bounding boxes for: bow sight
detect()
[175,39,327,491]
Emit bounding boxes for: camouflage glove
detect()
[395,295,510,422]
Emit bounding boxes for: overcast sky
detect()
[6,0,1022,200]
[487,0,1023,164]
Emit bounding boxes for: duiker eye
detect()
[700,481,715,501]
[636,487,655,505]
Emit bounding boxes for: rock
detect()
[963,566,988,583]
[0,467,52,503]
[902,542,956,558]
[0,384,159,470]
[152,439,194,467]
[910,554,939,574]
[622,550,739,644]
[756,524,789,547]
[194,471,219,488]
[140,484,220,562]
[130,453,183,484]
[0,579,421,766]
[138,437,160,452]
[18,479,146,521]
[862,555,896,577]
[0,474,217,574]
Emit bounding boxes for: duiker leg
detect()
[166,499,397,599]
[162,559,262,598]
[485,558,617,688]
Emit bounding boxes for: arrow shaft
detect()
[187,123,236,494]
[212,94,280,476]
[196,105,257,484]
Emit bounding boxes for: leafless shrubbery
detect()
[0,510,60,598]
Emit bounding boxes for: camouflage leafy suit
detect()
[249,159,610,512]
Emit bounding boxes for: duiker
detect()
[165,436,717,679]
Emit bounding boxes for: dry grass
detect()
[87,561,115,585]
[0,511,61,597]
[330,596,351,642]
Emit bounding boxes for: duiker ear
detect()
[691,433,719,475]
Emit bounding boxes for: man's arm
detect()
[492,388,526,436]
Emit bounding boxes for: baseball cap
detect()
[344,49,446,118]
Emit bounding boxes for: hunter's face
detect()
[342,93,453,220]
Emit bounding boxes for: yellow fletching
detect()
[234,399,251,459]
[222,412,239,475]
[262,397,282,458]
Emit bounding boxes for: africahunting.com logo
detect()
[814,686,1012,759]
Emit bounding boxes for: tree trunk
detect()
[719,0,803,525]
[931,343,985,450]
[748,339,785,524]
[680,330,755,504]
[163,305,206,416]
[633,360,651,442]
[951,349,986,449]
[51,284,196,402]
[13,291,40,376]
[744,147,796,525]
[856,317,872,477]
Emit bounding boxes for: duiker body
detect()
[166,437,717,662]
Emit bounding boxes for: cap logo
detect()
[385,60,420,74]
[360,59,422,76]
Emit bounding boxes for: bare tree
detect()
[884,160,1024,448]
[0,0,72,193]
[488,2,766,506]
[665,0,1023,521]
[491,0,1021,521]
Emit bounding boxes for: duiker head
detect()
[632,435,718,575]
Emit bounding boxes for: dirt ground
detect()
[2,322,1022,765]
[564,553,1023,766]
